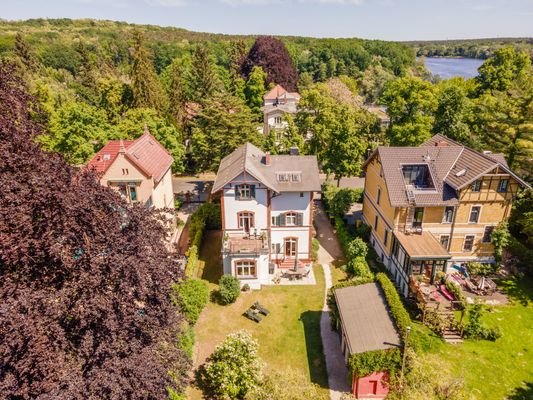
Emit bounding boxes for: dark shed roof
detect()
[334,283,401,355]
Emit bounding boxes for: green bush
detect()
[349,348,401,380]
[185,245,198,277]
[218,274,241,305]
[178,321,195,358]
[354,222,371,241]
[311,238,320,261]
[201,331,262,399]
[444,280,466,309]
[347,237,368,259]
[334,216,353,254]
[347,256,373,279]
[508,236,533,274]
[322,183,363,218]
[189,203,222,249]
[171,278,209,325]
[376,272,411,337]
[464,302,502,341]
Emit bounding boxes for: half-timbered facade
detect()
[212,143,320,289]
[362,134,530,296]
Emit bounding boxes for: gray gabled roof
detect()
[334,283,401,355]
[212,143,321,193]
[363,134,530,207]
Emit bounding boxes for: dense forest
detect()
[405,37,533,59]
[0,18,531,183]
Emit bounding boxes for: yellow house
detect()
[87,130,175,212]
[362,134,530,296]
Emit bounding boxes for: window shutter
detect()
[279,213,286,226]
[250,185,256,199]
[297,213,303,226]
[251,213,255,227]
[275,243,281,253]
[235,185,240,200]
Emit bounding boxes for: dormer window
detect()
[277,172,302,183]
[402,165,435,189]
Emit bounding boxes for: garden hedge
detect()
[376,272,411,338]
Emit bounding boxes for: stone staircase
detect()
[277,258,307,270]
[439,310,464,344]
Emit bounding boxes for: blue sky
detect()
[4,0,533,40]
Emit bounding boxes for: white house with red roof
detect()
[262,84,300,135]
[87,130,175,212]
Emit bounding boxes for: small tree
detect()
[171,278,209,325]
[347,237,368,260]
[492,221,511,263]
[202,331,263,399]
[218,274,241,305]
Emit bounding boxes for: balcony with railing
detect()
[222,230,269,255]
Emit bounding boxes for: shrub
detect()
[323,183,364,217]
[201,331,263,399]
[185,245,198,277]
[347,237,368,259]
[334,216,353,254]
[178,321,195,358]
[218,274,241,305]
[171,278,209,325]
[354,222,371,241]
[349,348,401,380]
[492,221,511,263]
[245,369,322,400]
[347,256,373,279]
[444,280,466,309]
[311,238,320,261]
[467,261,496,277]
[464,302,502,341]
[376,273,411,337]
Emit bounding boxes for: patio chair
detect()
[302,268,311,278]
[244,308,262,323]
[253,301,270,316]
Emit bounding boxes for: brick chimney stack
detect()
[265,152,271,166]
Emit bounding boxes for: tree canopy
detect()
[0,62,189,399]
[241,36,299,92]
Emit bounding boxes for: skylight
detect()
[402,164,435,189]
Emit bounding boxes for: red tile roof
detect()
[264,84,287,100]
[87,131,173,183]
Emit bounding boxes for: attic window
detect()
[133,152,140,159]
[277,172,302,183]
[149,140,154,145]
[103,154,111,161]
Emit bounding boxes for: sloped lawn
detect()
[419,275,533,399]
[188,230,329,399]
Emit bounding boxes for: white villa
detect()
[262,84,300,135]
[212,143,321,289]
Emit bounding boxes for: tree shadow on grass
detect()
[300,310,330,389]
[507,382,533,399]
[497,275,533,307]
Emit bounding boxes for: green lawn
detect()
[418,275,533,399]
[189,231,329,399]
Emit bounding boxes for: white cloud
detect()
[145,0,188,7]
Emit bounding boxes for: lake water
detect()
[421,57,484,79]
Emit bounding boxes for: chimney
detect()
[264,152,271,166]
[290,146,299,156]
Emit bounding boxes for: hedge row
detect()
[348,348,401,381]
[376,272,411,338]
[185,203,221,277]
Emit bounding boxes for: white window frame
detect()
[285,212,297,226]
[471,180,482,192]
[469,205,481,224]
[239,184,251,199]
[463,235,475,252]
[497,179,509,193]
[235,260,257,278]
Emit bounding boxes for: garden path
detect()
[314,201,352,399]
